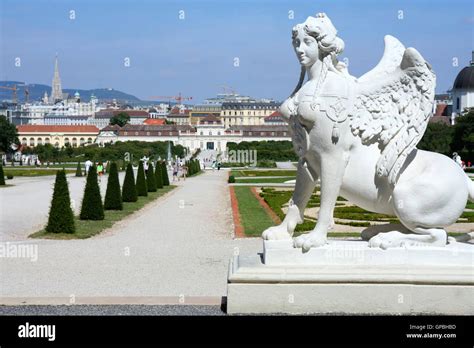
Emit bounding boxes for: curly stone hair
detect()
[290,13,346,97]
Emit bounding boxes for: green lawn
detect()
[231,169,297,177]
[233,186,473,238]
[233,186,275,237]
[235,176,295,184]
[333,206,400,223]
[4,169,76,177]
[30,186,176,239]
[459,211,474,222]
[259,187,474,228]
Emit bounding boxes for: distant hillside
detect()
[0,81,141,103]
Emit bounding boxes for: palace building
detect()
[17,125,99,148]
[220,101,280,128]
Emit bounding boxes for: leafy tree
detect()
[136,160,148,196]
[155,161,163,189]
[146,161,157,192]
[0,116,18,153]
[45,170,75,233]
[104,162,123,210]
[33,143,55,162]
[122,163,138,202]
[452,109,474,162]
[63,143,74,157]
[418,121,453,156]
[80,165,104,220]
[226,140,298,162]
[109,112,131,127]
[44,140,186,164]
[0,163,5,185]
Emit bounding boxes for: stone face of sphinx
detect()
[293,28,320,68]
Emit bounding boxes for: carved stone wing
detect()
[349,36,436,184]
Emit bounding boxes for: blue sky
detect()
[1,0,473,103]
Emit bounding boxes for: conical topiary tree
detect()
[75,162,83,177]
[161,161,170,186]
[104,162,122,210]
[185,160,190,176]
[46,170,75,233]
[122,163,138,202]
[136,160,148,196]
[155,161,163,189]
[146,161,157,192]
[80,165,104,220]
[0,163,5,185]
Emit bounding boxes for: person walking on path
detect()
[143,159,149,175]
[182,164,188,181]
[85,159,93,175]
[97,162,104,182]
[172,162,179,182]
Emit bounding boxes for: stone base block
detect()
[227,240,474,314]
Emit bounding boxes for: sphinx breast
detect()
[296,101,318,129]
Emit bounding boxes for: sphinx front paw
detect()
[262,225,292,240]
[293,232,327,252]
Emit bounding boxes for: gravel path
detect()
[275,162,296,169]
[0,173,124,240]
[0,305,225,316]
[0,170,261,301]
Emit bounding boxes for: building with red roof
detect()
[17,124,99,148]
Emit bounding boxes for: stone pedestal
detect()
[226,240,474,314]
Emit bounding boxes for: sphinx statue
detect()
[262,13,474,251]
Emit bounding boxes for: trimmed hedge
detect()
[0,163,5,185]
[104,162,123,210]
[155,161,163,189]
[136,160,148,196]
[161,161,170,186]
[46,170,75,233]
[186,159,201,176]
[146,161,157,192]
[75,162,83,177]
[122,163,138,202]
[80,165,104,220]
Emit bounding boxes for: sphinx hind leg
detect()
[369,226,447,249]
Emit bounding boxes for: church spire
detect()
[51,54,63,103]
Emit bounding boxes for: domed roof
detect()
[453,65,474,90]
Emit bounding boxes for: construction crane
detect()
[23,85,29,103]
[149,92,193,105]
[0,85,17,104]
[219,85,236,95]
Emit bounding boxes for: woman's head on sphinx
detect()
[292,13,344,67]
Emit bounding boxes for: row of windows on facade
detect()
[21,137,94,147]
[222,111,271,116]
[120,131,285,137]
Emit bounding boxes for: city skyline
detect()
[1,0,473,103]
